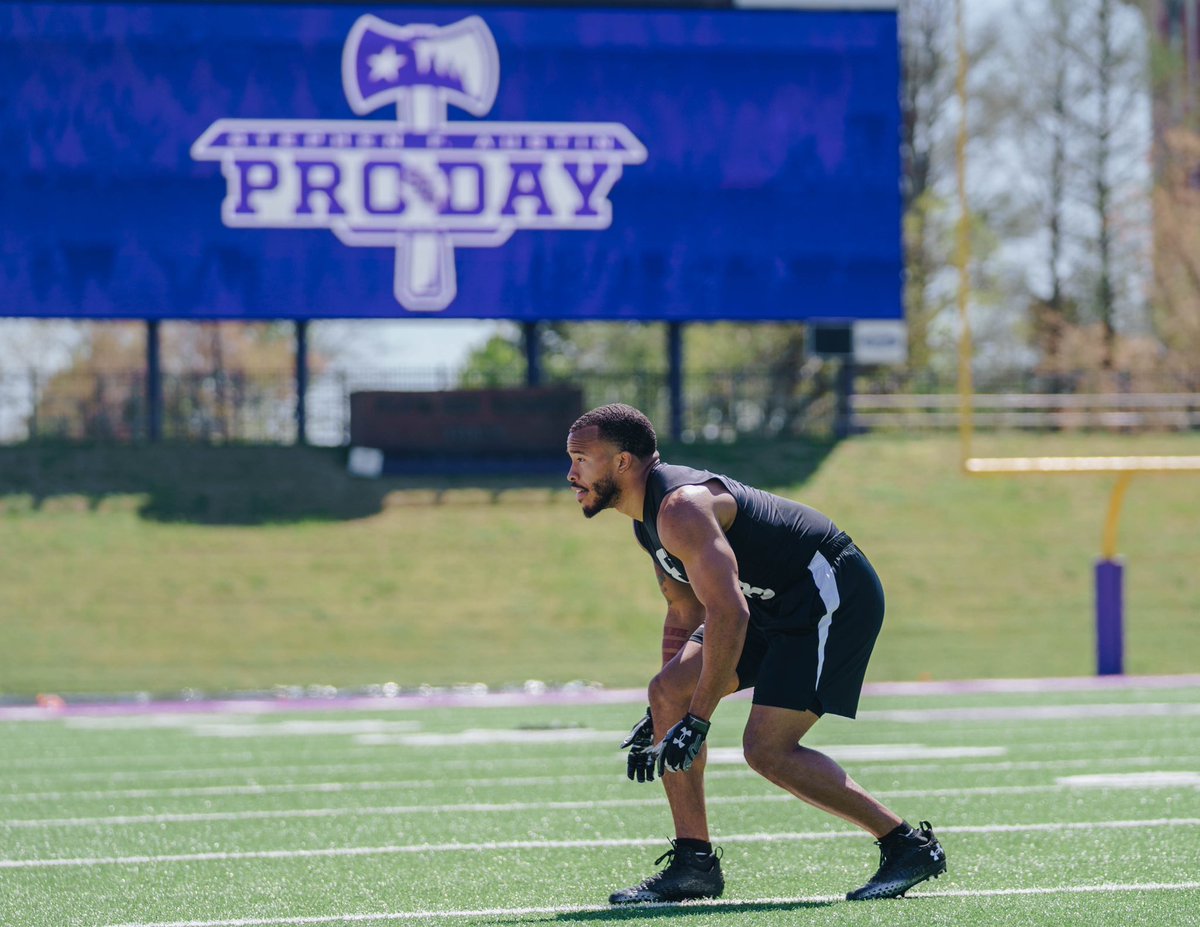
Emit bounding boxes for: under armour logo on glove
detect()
[653,713,710,775]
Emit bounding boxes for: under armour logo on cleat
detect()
[930,848,943,861]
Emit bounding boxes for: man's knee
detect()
[742,708,820,781]
[648,666,693,713]
[742,729,784,779]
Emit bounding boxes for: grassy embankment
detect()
[1,432,1197,696]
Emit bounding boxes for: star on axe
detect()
[342,15,500,310]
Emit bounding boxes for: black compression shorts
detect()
[689,541,884,719]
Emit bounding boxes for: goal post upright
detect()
[954,0,974,469]
[952,0,1200,676]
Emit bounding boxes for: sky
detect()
[0,316,505,375]
[312,319,504,371]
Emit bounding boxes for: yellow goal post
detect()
[951,0,1200,673]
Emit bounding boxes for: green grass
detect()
[1,433,1199,696]
[3,683,1199,926]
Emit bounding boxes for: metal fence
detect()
[1,363,1197,447]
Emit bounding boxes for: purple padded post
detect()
[1095,560,1124,676]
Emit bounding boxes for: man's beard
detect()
[581,475,620,518]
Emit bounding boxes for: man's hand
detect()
[620,707,656,782]
[653,713,711,775]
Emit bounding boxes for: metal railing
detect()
[1,365,1196,446]
[852,392,1200,430]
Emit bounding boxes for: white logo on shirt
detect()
[656,548,686,582]
[740,582,776,601]
[656,548,775,601]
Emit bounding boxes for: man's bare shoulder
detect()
[659,481,735,533]
[659,483,717,516]
[657,484,725,546]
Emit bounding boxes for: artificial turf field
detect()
[4,681,1199,927]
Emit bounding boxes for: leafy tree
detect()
[30,322,312,441]
[986,0,1154,385]
[1147,0,1200,385]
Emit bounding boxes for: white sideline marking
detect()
[0,766,1176,805]
[8,757,1200,806]
[67,718,423,737]
[192,721,423,738]
[860,702,1200,723]
[0,775,618,804]
[5,818,1198,869]
[63,718,421,736]
[2,674,1197,727]
[7,779,1172,830]
[64,715,252,730]
[355,728,623,746]
[861,754,1200,777]
[706,744,1006,764]
[94,881,1200,926]
[6,751,1200,798]
[1057,771,1200,789]
[0,721,1191,775]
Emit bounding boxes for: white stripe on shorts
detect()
[807,551,841,689]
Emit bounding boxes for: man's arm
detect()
[621,560,707,784]
[656,486,749,722]
[655,559,705,667]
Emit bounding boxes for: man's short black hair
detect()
[570,403,658,459]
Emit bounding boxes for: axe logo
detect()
[191,16,647,311]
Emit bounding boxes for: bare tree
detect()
[1147,0,1200,384]
[989,0,1152,383]
[1014,0,1086,355]
[1073,0,1153,373]
[899,0,958,374]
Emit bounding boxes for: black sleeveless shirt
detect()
[632,461,841,630]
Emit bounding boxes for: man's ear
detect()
[616,451,633,473]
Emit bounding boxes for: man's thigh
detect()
[752,552,885,719]
[687,622,770,693]
[654,638,706,704]
[743,703,822,755]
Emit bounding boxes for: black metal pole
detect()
[836,357,856,439]
[146,319,161,442]
[295,319,309,446]
[523,321,541,387]
[667,321,684,441]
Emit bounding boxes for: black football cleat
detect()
[846,821,946,901]
[609,841,724,904]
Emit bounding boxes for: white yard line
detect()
[4,701,1196,766]
[0,757,559,785]
[4,673,1199,727]
[3,698,1198,771]
[0,776,596,804]
[864,754,1200,776]
[9,779,1199,830]
[0,735,1181,779]
[6,753,1200,803]
[88,881,1200,927]
[859,702,1200,723]
[4,818,1197,869]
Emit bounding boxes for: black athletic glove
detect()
[620,707,656,783]
[654,713,710,775]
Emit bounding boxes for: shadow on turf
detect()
[0,443,561,524]
[535,899,837,924]
[0,438,837,525]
